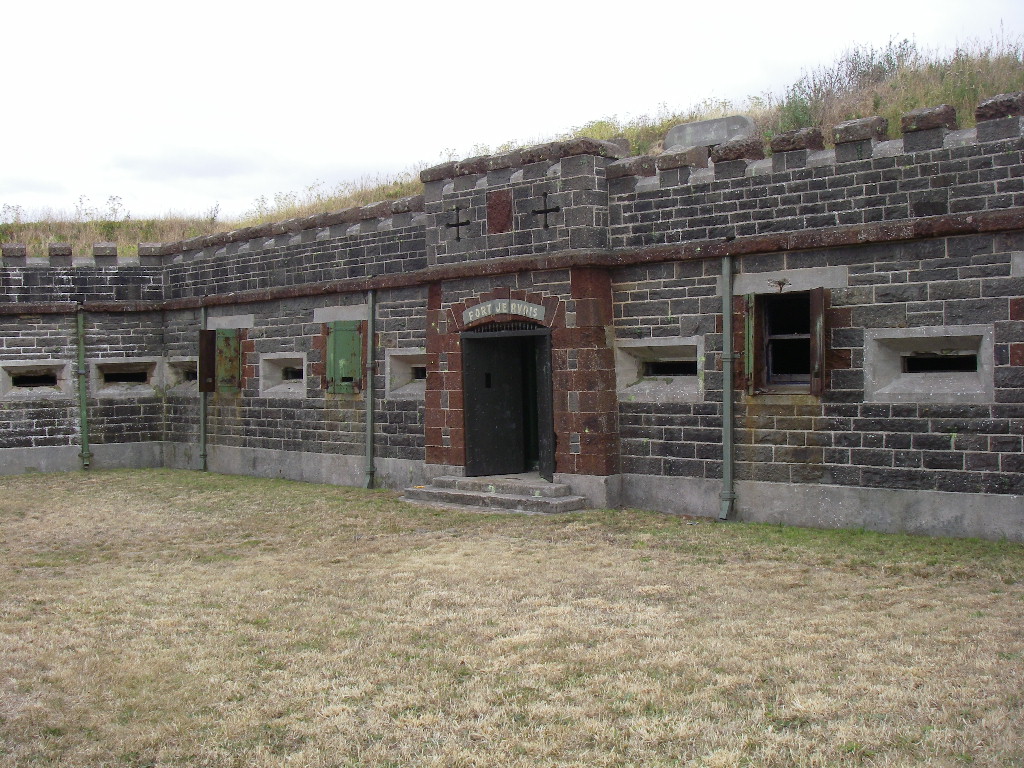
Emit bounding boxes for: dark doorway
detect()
[462,326,554,480]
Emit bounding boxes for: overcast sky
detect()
[3,0,1022,221]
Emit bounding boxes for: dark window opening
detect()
[181,367,199,382]
[643,360,698,377]
[281,366,304,381]
[903,354,978,373]
[11,371,58,388]
[411,365,427,380]
[764,293,811,383]
[101,368,150,384]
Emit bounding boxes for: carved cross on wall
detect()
[531,192,561,229]
[445,205,471,241]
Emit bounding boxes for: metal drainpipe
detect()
[364,289,376,489]
[76,307,92,470]
[199,306,208,471]
[719,255,736,521]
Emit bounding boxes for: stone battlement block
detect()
[1,242,27,265]
[901,105,958,152]
[48,243,73,267]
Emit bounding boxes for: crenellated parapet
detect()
[153,194,426,265]
[1,93,1023,301]
[601,93,1024,189]
[0,195,428,270]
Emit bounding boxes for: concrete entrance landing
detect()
[402,474,589,514]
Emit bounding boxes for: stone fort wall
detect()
[1,94,1023,540]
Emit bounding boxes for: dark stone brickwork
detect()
[0,266,163,304]
[425,154,610,266]
[615,231,1024,495]
[610,138,1024,248]
[163,224,427,299]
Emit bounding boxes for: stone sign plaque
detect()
[462,299,546,326]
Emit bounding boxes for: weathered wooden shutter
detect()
[326,321,362,394]
[215,328,242,393]
[809,287,828,397]
[198,329,217,393]
[743,294,758,396]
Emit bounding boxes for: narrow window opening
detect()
[181,367,199,382]
[11,371,58,388]
[411,365,427,380]
[643,360,698,377]
[281,366,304,381]
[764,293,811,383]
[101,368,150,384]
[903,354,978,373]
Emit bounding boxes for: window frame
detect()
[743,287,828,396]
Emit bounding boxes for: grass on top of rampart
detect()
[2,35,1023,259]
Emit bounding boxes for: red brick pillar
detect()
[552,268,619,475]
[424,283,465,467]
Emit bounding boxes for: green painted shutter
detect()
[215,328,241,393]
[326,321,362,394]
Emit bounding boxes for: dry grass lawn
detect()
[0,470,1022,767]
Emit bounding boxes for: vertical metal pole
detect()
[199,306,208,471]
[364,290,376,489]
[719,256,735,521]
[76,307,92,470]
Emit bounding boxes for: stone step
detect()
[429,475,574,498]
[402,485,588,515]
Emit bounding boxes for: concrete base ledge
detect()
[620,472,1023,542]
[182,444,456,491]
[0,442,164,475]
[736,479,1023,542]
[3,442,1019,542]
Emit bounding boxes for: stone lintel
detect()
[833,116,888,144]
[975,91,1024,121]
[606,156,657,180]
[656,145,709,171]
[769,127,825,153]
[901,104,958,133]
[710,136,765,163]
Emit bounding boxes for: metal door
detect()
[463,336,526,476]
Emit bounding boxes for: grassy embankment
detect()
[2,36,1022,259]
[1,469,1022,766]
